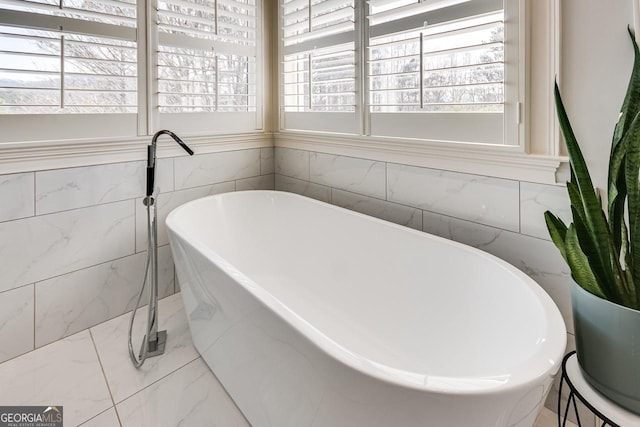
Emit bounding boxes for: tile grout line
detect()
[9,243,172,298]
[115,355,201,406]
[518,181,522,234]
[77,408,119,427]
[33,171,36,217]
[88,329,123,427]
[0,292,181,367]
[32,283,36,353]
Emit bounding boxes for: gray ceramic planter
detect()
[571,281,640,414]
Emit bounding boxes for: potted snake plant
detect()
[545,28,640,414]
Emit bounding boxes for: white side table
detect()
[558,351,640,427]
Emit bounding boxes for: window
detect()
[0,0,262,143]
[0,0,139,141]
[280,0,359,133]
[154,0,261,134]
[279,0,522,146]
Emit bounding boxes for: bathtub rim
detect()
[166,190,567,396]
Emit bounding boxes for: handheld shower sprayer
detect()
[129,130,194,368]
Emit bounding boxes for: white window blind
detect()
[281,0,359,133]
[369,10,503,113]
[0,0,263,142]
[0,0,137,115]
[283,44,356,112]
[367,0,516,144]
[156,0,260,133]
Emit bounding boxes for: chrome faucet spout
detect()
[151,129,194,158]
[146,130,194,197]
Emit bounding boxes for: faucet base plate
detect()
[140,330,167,358]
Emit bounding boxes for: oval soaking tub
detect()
[166,190,566,427]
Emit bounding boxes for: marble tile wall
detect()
[0,146,274,363]
[274,146,574,414]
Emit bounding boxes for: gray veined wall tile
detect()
[236,174,275,191]
[174,149,260,190]
[156,158,175,193]
[0,172,34,222]
[520,182,571,240]
[310,153,386,199]
[135,181,235,252]
[331,189,422,230]
[261,147,274,175]
[0,200,135,292]
[35,160,173,215]
[275,174,331,203]
[0,285,34,363]
[423,210,573,334]
[35,246,175,347]
[275,147,309,180]
[388,163,520,232]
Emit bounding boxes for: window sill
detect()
[274,130,567,184]
[0,131,272,175]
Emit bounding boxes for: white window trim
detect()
[0,0,268,174]
[276,0,567,184]
[279,0,359,132]
[0,131,272,175]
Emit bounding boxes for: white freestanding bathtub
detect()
[166,190,566,427]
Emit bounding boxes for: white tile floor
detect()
[0,293,569,427]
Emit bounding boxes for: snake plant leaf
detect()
[609,28,640,254]
[623,110,640,306]
[570,205,619,302]
[544,211,568,263]
[621,219,634,290]
[611,27,640,151]
[565,223,606,299]
[566,181,583,219]
[555,83,619,293]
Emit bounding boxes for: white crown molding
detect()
[0,132,273,174]
[275,130,567,184]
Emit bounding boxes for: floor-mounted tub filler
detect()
[166,190,567,427]
[128,130,193,368]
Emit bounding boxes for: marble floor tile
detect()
[79,408,121,427]
[534,406,577,427]
[117,358,248,427]
[0,330,112,426]
[90,293,199,403]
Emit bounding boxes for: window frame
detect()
[275,0,565,184]
[365,0,518,146]
[149,0,264,136]
[0,0,266,150]
[0,4,141,142]
[279,0,360,134]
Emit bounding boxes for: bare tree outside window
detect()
[0,0,257,115]
[0,0,137,114]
